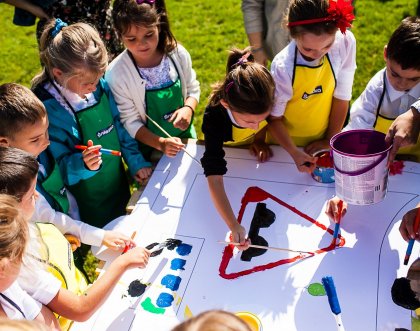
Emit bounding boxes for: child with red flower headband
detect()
[268,0,356,173]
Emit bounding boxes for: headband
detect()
[136,0,155,4]
[51,18,68,38]
[287,0,355,34]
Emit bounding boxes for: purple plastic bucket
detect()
[330,130,392,205]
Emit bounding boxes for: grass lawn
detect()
[0,0,418,279]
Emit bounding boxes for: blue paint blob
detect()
[161,274,182,291]
[170,258,186,270]
[156,293,174,308]
[176,243,192,256]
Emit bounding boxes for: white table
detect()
[73,144,420,331]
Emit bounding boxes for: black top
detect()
[201,104,236,177]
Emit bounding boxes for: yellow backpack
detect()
[35,222,89,330]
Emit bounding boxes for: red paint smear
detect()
[315,151,333,168]
[389,160,405,176]
[219,187,345,279]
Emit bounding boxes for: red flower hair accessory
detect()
[287,0,355,34]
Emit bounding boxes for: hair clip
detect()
[287,0,355,34]
[136,0,156,4]
[51,18,68,38]
[225,81,234,94]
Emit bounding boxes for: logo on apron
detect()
[162,110,176,121]
[96,124,114,139]
[302,85,323,100]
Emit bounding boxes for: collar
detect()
[225,107,242,127]
[385,72,420,102]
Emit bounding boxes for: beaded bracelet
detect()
[251,46,264,53]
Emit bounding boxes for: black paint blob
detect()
[128,280,147,297]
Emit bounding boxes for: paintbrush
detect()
[332,200,343,246]
[322,276,345,331]
[404,207,420,265]
[217,240,312,254]
[144,113,201,165]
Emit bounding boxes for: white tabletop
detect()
[74,144,420,331]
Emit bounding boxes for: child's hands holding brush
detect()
[82,139,102,170]
[399,203,420,242]
[102,230,136,251]
[116,247,151,270]
[325,197,348,223]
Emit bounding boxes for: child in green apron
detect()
[269,0,356,173]
[0,83,138,252]
[345,17,420,162]
[201,48,275,249]
[32,20,152,229]
[0,146,150,328]
[106,0,200,160]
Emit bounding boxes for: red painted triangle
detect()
[219,187,345,279]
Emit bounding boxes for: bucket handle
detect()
[333,152,387,176]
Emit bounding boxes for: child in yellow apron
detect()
[201,49,275,249]
[345,17,420,162]
[268,0,356,173]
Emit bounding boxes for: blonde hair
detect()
[32,19,108,89]
[0,194,28,263]
[0,318,51,331]
[172,310,252,331]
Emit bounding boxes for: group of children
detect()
[0,0,419,328]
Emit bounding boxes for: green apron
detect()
[129,52,196,156]
[41,159,70,214]
[67,88,130,228]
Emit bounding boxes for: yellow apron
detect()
[275,48,336,147]
[374,73,420,162]
[224,121,268,147]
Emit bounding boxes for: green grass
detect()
[0,0,418,279]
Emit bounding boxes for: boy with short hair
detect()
[345,16,420,161]
[0,82,132,251]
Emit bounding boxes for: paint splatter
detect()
[307,283,326,296]
[176,243,192,256]
[170,258,186,270]
[141,297,165,314]
[127,280,147,297]
[151,248,163,257]
[146,242,159,250]
[161,274,182,291]
[156,293,174,308]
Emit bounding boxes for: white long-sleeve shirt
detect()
[345,67,420,130]
[31,193,104,247]
[270,30,357,117]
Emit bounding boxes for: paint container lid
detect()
[311,149,335,183]
[235,311,262,331]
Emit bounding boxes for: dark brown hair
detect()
[112,0,177,54]
[0,147,39,202]
[387,16,420,70]
[208,48,275,115]
[286,0,338,38]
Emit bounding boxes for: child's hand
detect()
[230,224,251,251]
[169,107,193,131]
[134,167,152,184]
[250,141,273,163]
[82,140,102,170]
[118,246,150,269]
[64,234,81,252]
[304,139,330,157]
[102,231,135,251]
[158,137,184,157]
[400,207,420,242]
[291,149,317,173]
[325,197,347,223]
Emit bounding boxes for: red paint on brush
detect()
[316,151,333,168]
[389,160,404,176]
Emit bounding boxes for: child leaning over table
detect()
[32,19,152,229]
[0,147,150,329]
[106,0,200,159]
[0,83,135,252]
[268,0,356,172]
[345,16,420,162]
